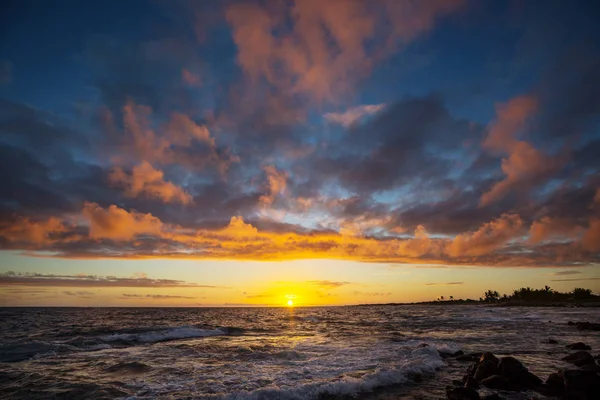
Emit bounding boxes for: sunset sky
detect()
[1,0,599,307]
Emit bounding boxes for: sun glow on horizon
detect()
[287,299,294,307]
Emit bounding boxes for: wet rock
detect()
[418,343,429,348]
[566,342,592,350]
[474,360,498,381]
[563,369,600,399]
[481,374,514,391]
[446,386,480,400]
[480,352,499,365]
[482,394,503,400]
[497,356,541,388]
[562,351,595,367]
[542,372,566,397]
[464,375,479,389]
[545,339,558,344]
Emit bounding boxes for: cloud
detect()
[245,293,275,299]
[324,104,386,127]
[480,95,566,207]
[548,270,581,276]
[0,272,222,288]
[63,290,94,297]
[109,162,193,204]
[582,219,600,252]
[120,293,196,299]
[446,214,524,257]
[306,280,351,289]
[82,202,163,241]
[259,165,287,207]
[528,217,583,244]
[225,0,465,102]
[351,291,391,296]
[181,68,201,86]
[550,277,600,282]
[425,282,464,286]
[0,217,67,245]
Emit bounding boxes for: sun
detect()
[287,299,294,307]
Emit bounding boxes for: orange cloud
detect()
[182,68,201,86]
[109,102,237,175]
[226,0,465,103]
[324,104,386,127]
[483,95,538,153]
[259,165,288,207]
[0,217,66,244]
[480,141,565,206]
[480,95,566,206]
[582,219,600,252]
[82,202,163,241]
[446,214,524,257]
[528,217,583,244]
[109,161,192,204]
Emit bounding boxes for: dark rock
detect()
[446,386,480,400]
[562,351,595,367]
[452,379,463,386]
[546,339,558,344]
[566,342,592,350]
[497,356,525,381]
[481,375,514,391]
[497,356,541,388]
[464,376,479,389]
[418,343,429,348]
[568,321,575,325]
[474,360,498,381]
[482,395,502,400]
[563,369,600,399]
[545,372,565,397]
[480,352,499,365]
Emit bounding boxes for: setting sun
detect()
[287,299,294,307]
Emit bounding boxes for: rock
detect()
[464,376,479,389]
[563,369,600,399]
[545,372,565,396]
[566,342,591,350]
[562,351,595,367]
[480,352,499,365]
[497,356,541,388]
[418,343,429,348]
[481,375,514,391]
[546,339,558,344]
[482,395,502,400]
[474,360,498,381]
[446,386,480,400]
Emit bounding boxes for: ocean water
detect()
[1,306,599,399]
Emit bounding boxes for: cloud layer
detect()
[0,0,599,268]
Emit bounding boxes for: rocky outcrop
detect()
[447,347,600,400]
[566,342,592,350]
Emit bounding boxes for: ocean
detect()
[1,306,599,399]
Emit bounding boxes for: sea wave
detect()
[220,346,445,400]
[100,326,228,343]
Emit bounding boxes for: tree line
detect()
[432,286,597,304]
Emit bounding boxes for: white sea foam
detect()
[100,326,226,343]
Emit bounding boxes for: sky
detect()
[0,0,599,307]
